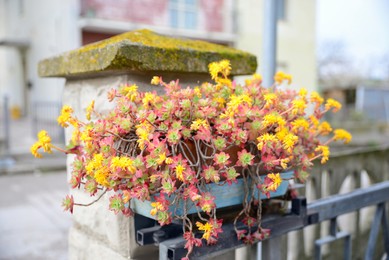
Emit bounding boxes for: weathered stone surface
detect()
[38,29,257,78]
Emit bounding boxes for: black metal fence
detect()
[134,181,389,260]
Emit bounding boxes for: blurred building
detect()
[0,0,316,119]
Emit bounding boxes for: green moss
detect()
[38,29,257,78]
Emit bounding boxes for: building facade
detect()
[0,0,316,118]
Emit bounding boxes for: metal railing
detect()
[132,145,389,260]
[32,101,64,144]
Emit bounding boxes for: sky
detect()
[317,0,389,77]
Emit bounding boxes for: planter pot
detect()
[131,171,293,219]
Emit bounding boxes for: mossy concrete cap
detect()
[38,29,257,78]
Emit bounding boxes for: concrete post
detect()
[38,29,257,260]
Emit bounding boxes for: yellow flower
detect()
[151,76,160,85]
[333,129,352,144]
[30,142,42,158]
[309,115,319,127]
[196,221,213,241]
[310,91,324,105]
[298,88,308,98]
[135,122,153,150]
[274,71,292,84]
[263,93,277,108]
[262,113,286,129]
[318,121,332,135]
[110,156,136,174]
[266,173,282,191]
[120,84,138,101]
[325,98,342,112]
[71,124,80,144]
[292,118,309,132]
[86,100,95,121]
[86,153,104,177]
[150,201,164,216]
[57,105,74,128]
[276,128,288,142]
[257,133,278,150]
[175,164,185,181]
[142,92,156,108]
[208,59,231,80]
[94,167,110,187]
[190,118,209,131]
[80,126,94,150]
[165,157,173,165]
[280,158,290,169]
[253,73,262,81]
[282,133,298,151]
[315,145,330,164]
[291,99,307,115]
[157,153,167,165]
[37,130,52,153]
[194,87,201,98]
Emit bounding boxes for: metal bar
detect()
[308,181,389,223]
[262,0,278,87]
[160,198,307,260]
[315,231,351,260]
[382,204,389,256]
[365,203,385,259]
[156,182,389,260]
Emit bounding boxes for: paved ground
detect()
[0,171,71,260]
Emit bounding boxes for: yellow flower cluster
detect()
[150,201,165,216]
[135,122,153,150]
[110,156,136,174]
[266,173,282,191]
[263,93,277,108]
[257,133,278,150]
[282,133,298,152]
[291,99,307,115]
[86,100,95,121]
[315,145,330,164]
[334,129,352,144]
[262,113,286,129]
[142,92,156,108]
[196,221,213,241]
[175,164,185,182]
[318,121,332,135]
[80,126,94,150]
[57,105,75,128]
[120,84,138,101]
[245,73,262,85]
[223,94,252,116]
[310,91,324,106]
[30,130,52,158]
[190,119,209,131]
[208,59,231,81]
[274,71,292,84]
[292,118,309,132]
[325,98,342,112]
[151,76,161,85]
[86,153,110,187]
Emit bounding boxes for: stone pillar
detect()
[38,29,256,260]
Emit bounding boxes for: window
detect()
[169,0,198,30]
